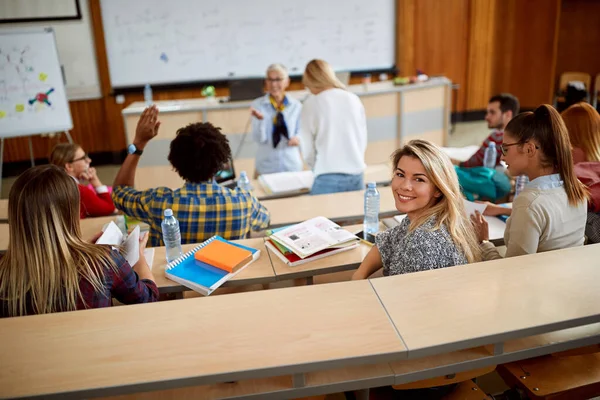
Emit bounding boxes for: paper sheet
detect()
[463,200,488,216]
[144,248,155,270]
[95,221,123,245]
[259,171,314,194]
[463,200,506,241]
[121,226,140,267]
[441,145,481,162]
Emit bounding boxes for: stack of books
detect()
[265,216,360,266]
[165,236,260,295]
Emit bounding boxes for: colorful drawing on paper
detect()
[15,104,24,112]
[38,72,47,82]
[28,88,55,106]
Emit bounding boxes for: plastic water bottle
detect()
[237,171,252,191]
[515,175,529,197]
[143,84,153,106]
[483,142,497,169]
[363,182,380,239]
[161,209,182,263]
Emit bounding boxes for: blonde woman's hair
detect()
[561,102,600,162]
[266,63,289,80]
[392,140,482,264]
[302,59,345,91]
[49,142,80,168]
[0,165,117,317]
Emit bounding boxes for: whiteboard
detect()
[100,0,396,88]
[0,29,73,138]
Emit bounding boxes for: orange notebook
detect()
[194,239,252,273]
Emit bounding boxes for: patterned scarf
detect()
[269,96,289,148]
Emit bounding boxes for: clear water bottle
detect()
[143,84,153,106]
[161,208,182,263]
[363,182,380,239]
[237,171,252,191]
[483,142,497,169]
[515,175,529,197]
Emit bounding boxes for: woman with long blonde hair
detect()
[0,165,158,318]
[300,59,367,195]
[561,102,600,163]
[473,105,588,259]
[353,140,481,279]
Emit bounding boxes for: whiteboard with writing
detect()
[0,29,73,138]
[100,0,395,88]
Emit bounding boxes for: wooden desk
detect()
[264,188,398,228]
[0,199,7,221]
[152,238,276,294]
[371,244,600,359]
[0,216,116,252]
[0,280,406,399]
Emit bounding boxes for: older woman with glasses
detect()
[249,64,303,178]
[49,143,116,218]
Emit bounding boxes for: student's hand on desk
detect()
[476,201,510,216]
[250,107,264,120]
[470,211,489,243]
[287,136,300,146]
[134,105,161,150]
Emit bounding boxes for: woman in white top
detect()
[472,104,588,259]
[299,59,367,195]
[249,64,303,177]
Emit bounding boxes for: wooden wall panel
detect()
[555,0,600,86]
[491,0,561,109]
[464,0,497,110]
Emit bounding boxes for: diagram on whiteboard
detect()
[0,30,72,139]
[0,45,58,120]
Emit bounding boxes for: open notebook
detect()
[164,236,260,296]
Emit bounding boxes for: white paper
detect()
[463,200,488,217]
[95,221,123,245]
[144,248,155,270]
[259,171,314,194]
[121,226,140,267]
[394,214,407,224]
[441,146,480,162]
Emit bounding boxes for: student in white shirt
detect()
[249,64,302,177]
[472,104,588,259]
[299,59,367,195]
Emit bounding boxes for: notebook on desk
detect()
[165,236,260,296]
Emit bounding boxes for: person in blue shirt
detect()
[249,64,303,178]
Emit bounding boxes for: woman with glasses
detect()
[249,64,303,178]
[472,104,588,259]
[50,143,116,218]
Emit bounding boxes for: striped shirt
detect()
[460,130,504,168]
[112,182,270,247]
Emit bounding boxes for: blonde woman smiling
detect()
[353,140,481,279]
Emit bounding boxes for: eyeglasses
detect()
[500,142,540,156]
[266,77,284,83]
[71,153,90,163]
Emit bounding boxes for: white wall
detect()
[0,0,101,101]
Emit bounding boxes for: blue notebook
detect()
[165,236,260,296]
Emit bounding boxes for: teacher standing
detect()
[299,59,367,195]
[249,64,303,178]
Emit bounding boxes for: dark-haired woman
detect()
[472,104,588,259]
[111,106,270,247]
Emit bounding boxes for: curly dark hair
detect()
[168,122,232,183]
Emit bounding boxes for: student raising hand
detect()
[134,106,161,150]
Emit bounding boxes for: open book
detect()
[269,216,359,260]
[96,221,154,267]
[258,170,314,194]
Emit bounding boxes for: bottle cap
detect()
[367,182,376,188]
[164,208,173,217]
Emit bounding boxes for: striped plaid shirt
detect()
[112,182,270,247]
[460,130,504,168]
